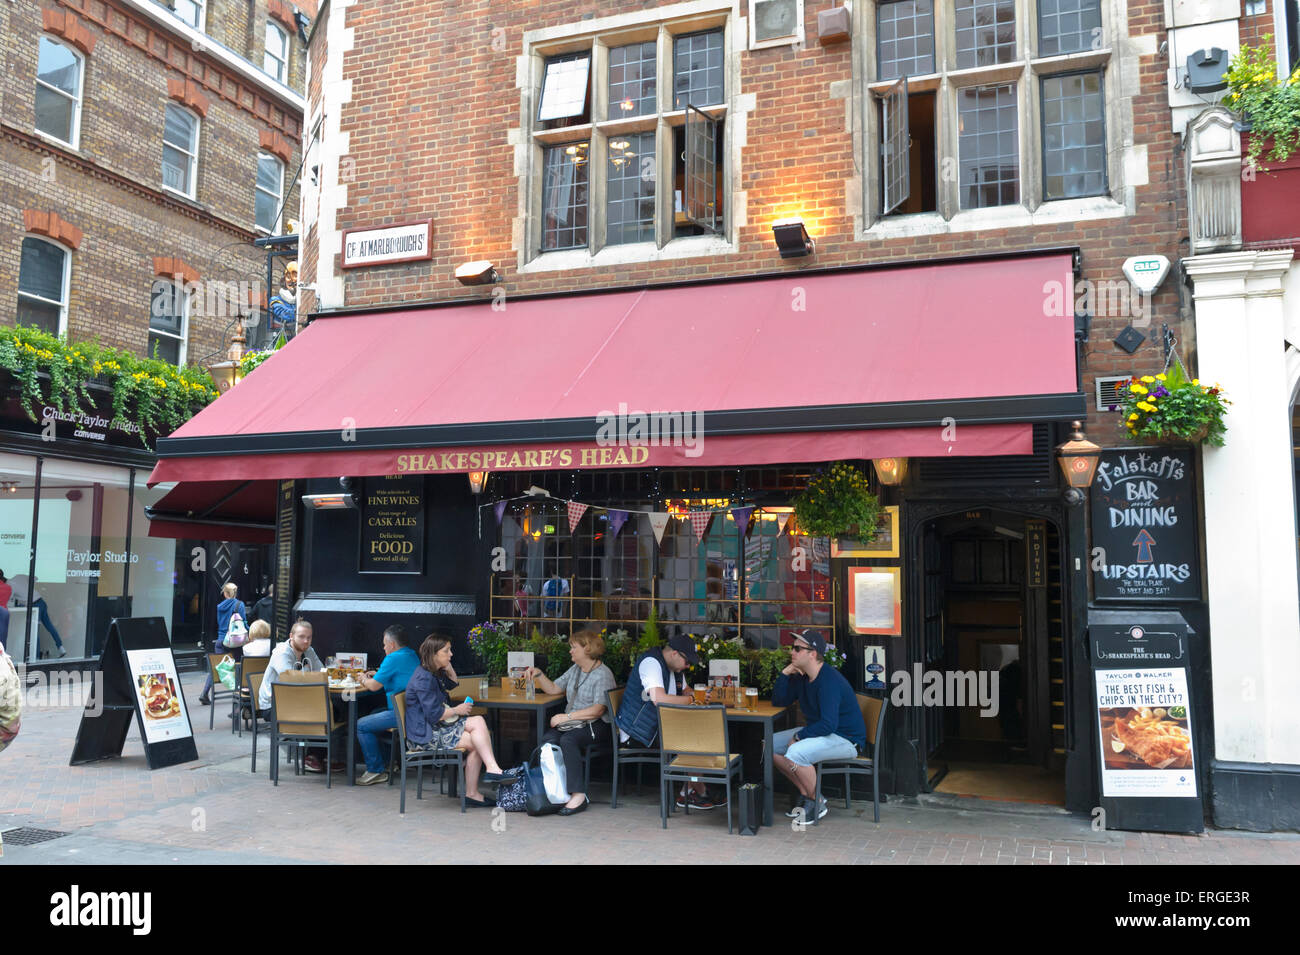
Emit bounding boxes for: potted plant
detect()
[1117,362,1229,447]
[792,462,881,540]
[1225,38,1300,172]
[466,620,515,679]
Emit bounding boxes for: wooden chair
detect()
[205,653,238,731]
[269,671,344,788]
[235,656,271,737]
[608,686,660,808]
[392,691,467,813]
[657,704,744,834]
[814,694,890,824]
[247,670,273,774]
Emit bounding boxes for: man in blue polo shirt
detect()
[354,624,419,785]
[771,630,866,821]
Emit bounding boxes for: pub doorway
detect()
[919,508,1067,805]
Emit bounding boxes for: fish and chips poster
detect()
[125,648,193,745]
[1095,668,1196,798]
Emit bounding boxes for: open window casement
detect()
[537,53,592,123]
[684,105,720,233]
[880,75,910,216]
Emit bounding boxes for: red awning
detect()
[145,480,278,543]
[147,253,1083,534]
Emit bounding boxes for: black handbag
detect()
[524,746,563,816]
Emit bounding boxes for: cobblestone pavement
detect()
[3,673,1298,865]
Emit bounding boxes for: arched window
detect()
[255,152,285,233]
[264,21,289,83]
[162,104,200,199]
[35,36,84,147]
[17,236,70,336]
[149,280,189,366]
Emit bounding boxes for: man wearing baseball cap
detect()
[615,632,716,810]
[771,630,866,821]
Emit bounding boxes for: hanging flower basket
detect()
[792,462,881,539]
[1116,359,1229,447]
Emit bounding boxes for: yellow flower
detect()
[1140,375,1156,383]
[1192,379,1200,385]
[1128,413,1139,421]
[1155,374,1167,381]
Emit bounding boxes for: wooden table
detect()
[714,699,794,827]
[328,683,377,786]
[450,684,566,750]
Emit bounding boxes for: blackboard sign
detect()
[1089,608,1203,833]
[359,475,425,574]
[273,479,297,642]
[70,617,198,769]
[1090,448,1200,602]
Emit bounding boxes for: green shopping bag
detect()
[216,654,237,692]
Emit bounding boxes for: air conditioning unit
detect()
[750,0,804,49]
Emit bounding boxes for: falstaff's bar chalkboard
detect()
[1090,447,1200,602]
[359,474,425,574]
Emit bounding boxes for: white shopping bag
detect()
[539,742,570,804]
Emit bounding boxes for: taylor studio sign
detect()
[341,220,433,269]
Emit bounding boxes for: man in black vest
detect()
[615,633,716,810]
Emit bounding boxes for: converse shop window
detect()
[864,0,1113,225]
[524,9,735,266]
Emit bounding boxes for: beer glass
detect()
[745,687,758,711]
[693,684,706,705]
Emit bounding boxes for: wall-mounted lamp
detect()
[455,261,501,286]
[772,217,814,258]
[1055,421,1102,505]
[468,470,490,494]
[872,457,909,486]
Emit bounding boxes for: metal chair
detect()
[657,703,744,834]
[205,653,238,731]
[269,671,344,787]
[814,694,890,824]
[608,686,660,807]
[235,656,271,737]
[392,691,467,813]
[247,670,273,774]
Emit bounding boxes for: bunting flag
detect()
[608,509,629,538]
[775,513,790,536]
[647,512,671,546]
[731,506,754,535]
[493,500,508,525]
[689,510,713,542]
[567,501,589,533]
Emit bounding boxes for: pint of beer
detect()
[745,687,758,711]
[693,684,707,705]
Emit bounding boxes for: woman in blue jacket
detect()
[405,633,518,807]
[200,582,247,706]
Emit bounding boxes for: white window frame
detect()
[172,0,206,32]
[265,21,289,83]
[34,36,84,149]
[162,103,201,200]
[17,235,71,337]
[522,6,739,271]
[255,151,285,234]
[859,0,1126,235]
[148,279,189,366]
[748,0,806,51]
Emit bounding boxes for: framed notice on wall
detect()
[847,566,902,635]
[359,475,425,574]
[832,506,900,559]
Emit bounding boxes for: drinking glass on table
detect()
[479,677,490,697]
[745,687,758,711]
[693,684,706,705]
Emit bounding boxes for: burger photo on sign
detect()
[138,674,181,720]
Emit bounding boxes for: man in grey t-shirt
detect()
[527,629,617,815]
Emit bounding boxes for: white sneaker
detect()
[58,647,67,658]
[357,770,389,786]
[813,797,829,820]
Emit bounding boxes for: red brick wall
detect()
[1,0,303,366]
[310,0,1191,445]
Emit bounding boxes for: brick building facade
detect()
[1,0,312,364]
